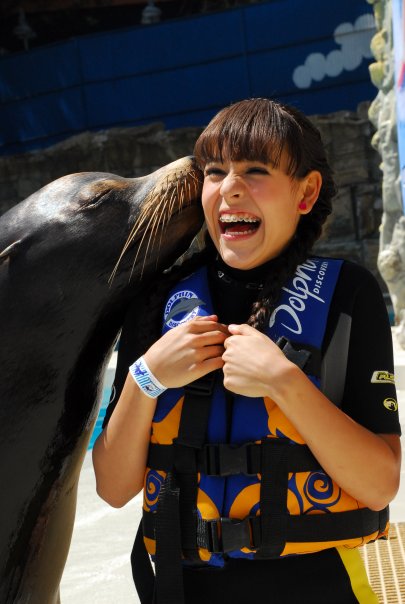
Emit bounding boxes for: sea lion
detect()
[0,157,204,603]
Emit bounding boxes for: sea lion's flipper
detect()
[0,239,22,263]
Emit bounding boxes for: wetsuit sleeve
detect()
[338,264,401,435]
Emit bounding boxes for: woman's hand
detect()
[144,314,229,388]
[222,323,292,398]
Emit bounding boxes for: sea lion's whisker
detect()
[144,179,187,275]
[110,210,153,283]
[109,189,166,282]
[168,188,176,219]
[130,187,170,279]
[160,193,176,251]
[138,204,165,278]
[110,168,201,283]
[128,220,155,281]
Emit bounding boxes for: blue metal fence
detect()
[0,0,376,155]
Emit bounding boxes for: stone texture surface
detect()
[367,0,405,344]
[0,105,387,290]
[0,123,203,216]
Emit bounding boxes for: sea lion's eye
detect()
[78,192,109,210]
[76,180,118,211]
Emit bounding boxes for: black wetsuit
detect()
[104,258,401,604]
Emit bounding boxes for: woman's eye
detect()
[204,167,226,177]
[246,167,269,175]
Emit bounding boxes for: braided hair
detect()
[193,98,336,331]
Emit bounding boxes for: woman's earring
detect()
[299,201,307,210]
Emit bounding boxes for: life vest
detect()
[141,257,388,574]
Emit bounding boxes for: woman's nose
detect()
[219,173,244,201]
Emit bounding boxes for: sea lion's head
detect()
[0,155,204,285]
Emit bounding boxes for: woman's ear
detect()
[298,171,322,214]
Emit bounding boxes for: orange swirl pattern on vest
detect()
[264,396,305,444]
[143,468,166,513]
[151,396,183,444]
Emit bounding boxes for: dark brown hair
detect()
[194,97,336,330]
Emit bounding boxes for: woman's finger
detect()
[195,331,228,347]
[194,345,225,363]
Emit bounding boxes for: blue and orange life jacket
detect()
[141,257,388,572]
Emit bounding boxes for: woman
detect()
[93,98,401,603]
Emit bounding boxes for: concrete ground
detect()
[60,328,405,604]
[60,456,142,603]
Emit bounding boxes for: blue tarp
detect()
[0,0,376,155]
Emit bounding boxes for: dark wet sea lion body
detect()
[0,158,203,603]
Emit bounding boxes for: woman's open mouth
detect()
[219,213,261,237]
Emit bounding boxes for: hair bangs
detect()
[194,98,303,176]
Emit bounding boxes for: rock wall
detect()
[0,108,385,286]
[367,0,405,345]
[0,123,201,214]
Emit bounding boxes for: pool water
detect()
[88,387,111,450]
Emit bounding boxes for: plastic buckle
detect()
[221,518,251,552]
[276,337,311,370]
[201,444,254,476]
[221,518,252,553]
[207,519,220,552]
[218,444,249,476]
[207,518,252,553]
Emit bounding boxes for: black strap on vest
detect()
[175,372,217,560]
[143,506,389,554]
[256,438,290,558]
[148,440,322,475]
[151,371,217,603]
[154,472,184,604]
[131,522,155,604]
[146,434,388,561]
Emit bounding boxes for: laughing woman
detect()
[93,98,401,604]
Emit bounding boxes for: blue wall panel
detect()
[82,57,250,128]
[0,41,81,103]
[78,11,245,82]
[0,89,86,148]
[0,0,376,155]
[245,0,367,51]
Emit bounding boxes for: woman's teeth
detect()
[219,214,259,223]
[219,214,260,235]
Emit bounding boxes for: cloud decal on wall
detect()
[292,13,376,89]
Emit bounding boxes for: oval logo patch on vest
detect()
[383,398,398,412]
[164,290,205,328]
